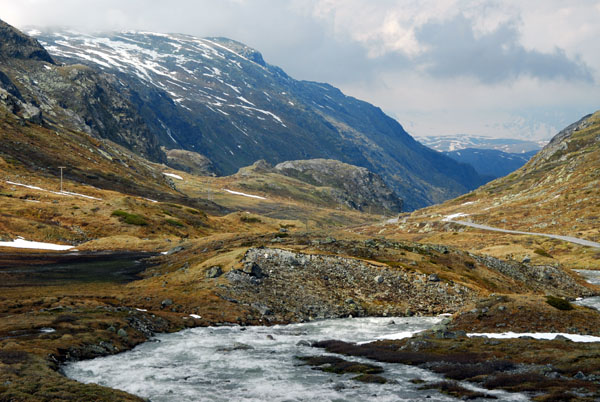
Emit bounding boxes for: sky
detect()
[2,0,599,140]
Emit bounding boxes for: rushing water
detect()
[575,269,600,310]
[63,316,526,401]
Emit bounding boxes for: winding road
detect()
[449,220,600,249]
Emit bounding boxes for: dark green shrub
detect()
[111,210,148,226]
[166,219,184,227]
[534,248,552,258]
[545,296,573,311]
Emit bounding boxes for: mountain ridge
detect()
[30,27,486,210]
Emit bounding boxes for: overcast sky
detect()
[2,0,599,139]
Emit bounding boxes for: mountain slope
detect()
[392,111,600,262]
[443,148,538,179]
[32,29,485,210]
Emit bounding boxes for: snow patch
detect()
[468,332,600,343]
[223,189,266,200]
[442,213,469,222]
[0,237,74,251]
[163,173,183,180]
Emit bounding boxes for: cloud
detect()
[414,14,594,83]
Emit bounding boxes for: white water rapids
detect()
[62,316,527,401]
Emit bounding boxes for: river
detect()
[62,316,526,401]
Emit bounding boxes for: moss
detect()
[546,296,573,311]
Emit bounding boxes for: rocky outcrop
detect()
[219,247,476,322]
[164,148,216,176]
[274,159,403,213]
[528,113,595,169]
[471,254,593,298]
[0,21,165,162]
[0,20,54,63]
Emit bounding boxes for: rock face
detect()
[0,20,54,63]
[32,28,485,210]
[0,21,164,162]
[164,148,216,176]
[274,159,403,213]
[219,247,476,322]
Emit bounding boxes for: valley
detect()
[0,18,599,402]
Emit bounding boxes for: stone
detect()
[574,371,586,380]
[242,262,264,278]
[522,255,531,264]
[205,265,223,278]
[117,328,127,338]
[374,275,384,284]
[161,299,173,308]
[296,340,311,347]
[166,246,184,255]
[428,273,440,282]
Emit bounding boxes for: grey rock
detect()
[428,273,440,282]
[161,298,173,308]
[374,275,384,284]
[117,328,128,338]
[522,255,531,264]
[574,371,586,379]
[206,265,223,278]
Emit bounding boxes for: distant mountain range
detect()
[416,135,547,153]
[16,26,486,210]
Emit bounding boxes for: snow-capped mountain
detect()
[416,134,546,153]
[22,28,486,210]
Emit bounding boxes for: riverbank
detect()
[1,240,599,401]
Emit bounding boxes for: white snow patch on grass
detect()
[0,237,74,251]
[468,332,600,343]
[163,173,183,180]
[223,189,266,200]
[189,314,202,319]
[6,181,101,200]
[442,213,469,222]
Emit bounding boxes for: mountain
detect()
[417,134,545,153]
[29,28,486,210]
[394,111,600,269]
[443,148,538,179]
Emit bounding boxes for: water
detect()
[0,255,153,286]
[63,316,526,401]
[575,269,600,310]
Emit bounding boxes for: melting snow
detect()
[223,189,266,200]
[0,237,74,251]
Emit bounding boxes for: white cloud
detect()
[1,0,598,140]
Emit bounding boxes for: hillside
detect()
[29,28,486,210]
[373,111,600,268]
